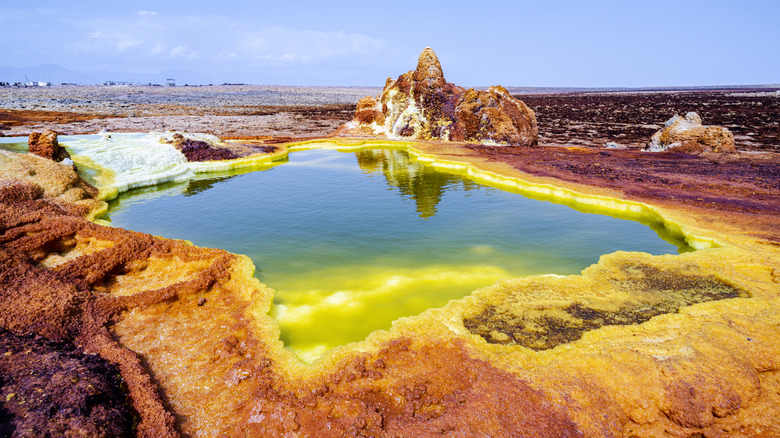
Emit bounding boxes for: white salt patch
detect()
[62,132,193,195]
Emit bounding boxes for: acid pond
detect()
[102,146,692,361]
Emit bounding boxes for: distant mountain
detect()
[0,64,98,84]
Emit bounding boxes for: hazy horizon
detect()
[2,1,778,88]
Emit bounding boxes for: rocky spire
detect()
[413,47,444,84]
[338,47,538,146]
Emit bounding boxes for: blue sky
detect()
[1,0,778,86]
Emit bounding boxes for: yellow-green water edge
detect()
[103,146,692,361]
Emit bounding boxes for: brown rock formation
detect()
[0,150,103,219]
[451,86,539,145]
[353,96,385,125]
[166,132,238,161]
[162,132,280,161]
[338,47,538,146]
[646,112,736,153]
[0,331,134,437]
[28,129,71,161]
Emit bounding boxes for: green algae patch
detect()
[0,138,29,153]
[463,256,746,350]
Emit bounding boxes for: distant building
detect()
[23,81,52,87]
[167,78,176,87]
[103,81,132,86]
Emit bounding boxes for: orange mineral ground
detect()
[1,88,779,437]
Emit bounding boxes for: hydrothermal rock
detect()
[646,112,736,153]
[28,129,71,162]
[336,47,538,146]
[2,138,780,437]
[165,132,238,161]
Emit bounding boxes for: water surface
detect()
[106,147,690,360]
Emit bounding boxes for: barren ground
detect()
[0,85,380,138]
[2,86,778,152]
[1,85,779,437]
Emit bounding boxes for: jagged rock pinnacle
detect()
[415,47,444,82]
[336,47,538,146]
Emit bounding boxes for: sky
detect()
[1,0,778,87]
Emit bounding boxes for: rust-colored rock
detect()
[338,48,538,145]
[28,129,71,161]
[451,86,539,145]
[353,96,384,126]
[0,330,134,438]
[0,156,179,437]
[0,150,103,219]
[646,112,736,153]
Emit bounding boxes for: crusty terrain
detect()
[0,154,582,437]
[0,330,134,437]
[519,89,779,152]
[1,87,779,437]
[462,144,780,243]
[0,85,375,138]
[2,86,777,152]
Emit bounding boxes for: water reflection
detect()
[355,148,481,218]
[106,175,240,217]
[184,175,237,197]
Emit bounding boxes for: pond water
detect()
[0,137,29,153]
[105,147,689,361]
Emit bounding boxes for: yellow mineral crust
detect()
[1,139,779,437]
[0,149,105,218]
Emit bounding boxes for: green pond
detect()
[105,147,691,361]
[0,137,29,153]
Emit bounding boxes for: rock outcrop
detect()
[166,132,238,161]
[0,331,134,437]
[646,112,735,153]
[28,129,71,161]
[0,150,103,218]
[337,48,538,146]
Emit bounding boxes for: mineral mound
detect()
[166,132,238,161]
[28,129,71,161]
[336,47,538,146]
[646,111,736,153]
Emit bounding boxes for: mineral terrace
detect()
[1,49,779,437]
